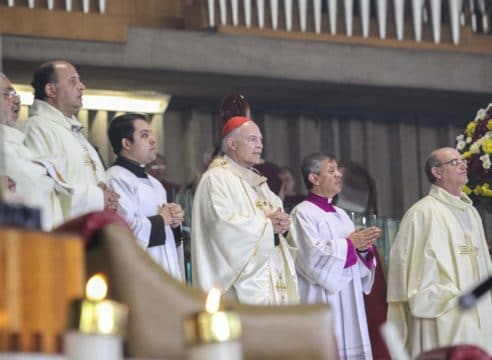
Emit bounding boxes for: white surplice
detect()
[0,124,65,230]
[191,155,299,305]
[24,100,106,219]
[291,200,375,360]
[106,164,183,281]
[387,185,492,358]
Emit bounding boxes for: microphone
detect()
[458,276,492,310]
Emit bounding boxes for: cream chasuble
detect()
[0,124,65,230]
[191,156,299,305]
[387,185,492,357]
[24,100,106,219]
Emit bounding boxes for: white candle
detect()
[66,0,72,11]
[47,0,54,10]
[65,274,128,360]
[185,288,242,360]
[188,340,241,360]
[64,332,123,360]
[28,0,35,8]
[7,0,14,7]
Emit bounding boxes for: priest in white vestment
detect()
[0,73,67,230]
[106,113,184,280]
[387,147,492,357]
[192,116,299,305]
[23,61,119,219]
[291,153,380,360]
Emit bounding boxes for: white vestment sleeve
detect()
[292,207,353,294]
[357,252,376,294]
[107,174,153,250]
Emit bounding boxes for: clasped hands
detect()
[267,208,290,234]
[159,203,185,228]
[99,182,120,212]
[348,226,382,251]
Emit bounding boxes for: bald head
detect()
[32,60,85,117]
[425,147,468,196]
[0,73,20,127]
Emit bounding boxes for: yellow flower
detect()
[487,120,492,131]
[483,138,492,154]
[473,185,482,196]
[481,184,492,197]
[470,142,481,154]
[466,121,476,137]
[463,151,471,159]
[462,185,472,195]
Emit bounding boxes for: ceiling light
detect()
[13,84,171,114]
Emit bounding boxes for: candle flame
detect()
[86,273,108,301]
[205,287,221,313]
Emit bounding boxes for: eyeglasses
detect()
[436,158,467,167]
[2,90,19,99]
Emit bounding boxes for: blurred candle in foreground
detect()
[64,273,128,360]
[184,287,242,360]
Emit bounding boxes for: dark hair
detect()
[108,113,148,155]
[424,152,440,183]
[31,63,58,100]
[300,153,336,190]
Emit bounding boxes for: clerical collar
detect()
[306,192,336,213]
[114,156,148,178]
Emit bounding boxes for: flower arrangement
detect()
[456,103,492,200]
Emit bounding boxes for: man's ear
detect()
[227,137,237,150]
[308,173,318,187]
[121,137,132,152]
[431,166,442,180]
[44,82,56,98]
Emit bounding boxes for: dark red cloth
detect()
[363,247,391,360]
[254,161,282,194]
[54,211,130,246]
[417,345,492,360]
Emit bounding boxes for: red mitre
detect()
[222,116,251,138]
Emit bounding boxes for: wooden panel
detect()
[217,25,492,55]
[0,228,84,353]
[0,6,127,42]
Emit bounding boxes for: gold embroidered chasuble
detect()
[191,156,299,304]
[24,100,106,219]
[387,185,492,357]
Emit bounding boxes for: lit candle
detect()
[184,287,242,360]
[64,273,128,360]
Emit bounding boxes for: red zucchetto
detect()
[221,116,252,138]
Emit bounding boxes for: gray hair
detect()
[301,153,336,190]
[221,125,242,155]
